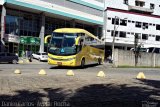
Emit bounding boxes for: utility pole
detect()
[103,0,107,61]
[134,34,139,67]
[111,16,127,66]
[111,16,117,66]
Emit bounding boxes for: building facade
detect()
[2,0,160,56]
[0,0,104,56]
[104,0,160,50]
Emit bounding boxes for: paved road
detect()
[0,63,160,107]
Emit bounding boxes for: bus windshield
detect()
[48,33,77,56]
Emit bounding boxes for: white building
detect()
[104,0,160,49]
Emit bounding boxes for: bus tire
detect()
[98,58,102,65]
[81,58,85,68]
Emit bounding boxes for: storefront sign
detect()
[20,36,40,45]
[20,36,28,44]
[5,34,20,43]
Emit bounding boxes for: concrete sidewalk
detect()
[18,58,47,64]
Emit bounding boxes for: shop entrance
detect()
[19,36,41,57]
[4,42,18,54]
[19,44,39,57]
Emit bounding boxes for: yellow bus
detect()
[46,28,104,67]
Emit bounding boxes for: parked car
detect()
[32,52,48,61]
[0,53,19,64]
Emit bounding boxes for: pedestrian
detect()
[25,49,28,58]
[28,50,32,62]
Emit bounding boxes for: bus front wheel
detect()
[81,58,85,68]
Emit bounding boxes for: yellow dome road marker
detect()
[136,72,146,79]
[97,71,105,77]
[39,69,47,75]
[18,60,24,64]
[14,69,21,74]
[26,59,30,63]
[66,70,74,76]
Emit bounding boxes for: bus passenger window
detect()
[76,39,84,53]
[80,39,84,46]
[85,35,92,45]
[78,33,85,37]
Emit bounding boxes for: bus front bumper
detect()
[48,58,77,66]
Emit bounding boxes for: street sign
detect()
[5,34,20,43]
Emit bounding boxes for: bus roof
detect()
[54,28,102,42]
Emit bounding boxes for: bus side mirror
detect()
[75,37,81,45]
[45,35,51,44]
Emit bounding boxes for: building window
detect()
[111,30,119,37]
[119,31,126,38]
[120,19,127,26]
[6,12,40,37]
[131,32,134,35]
[142,23,148,29]
[135,1,139,6]
[135,22,142,28]
[128,20,131,22]
[156,24,160,30]
[124,0,128,5]
[135,33,141,39]
[135,1,145,7]
[108,17,111,20]
[150,3,155,9]
[107,30,110,32]
[149,23,152,26]
[140,2,145,7]
[142,34,148,40]
[112,18,119,25]
[156,35,160,41]
[127,32,130,34]
[132,21,135,23]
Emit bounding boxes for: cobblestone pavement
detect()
[0,63,160,107]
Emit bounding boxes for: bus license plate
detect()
[57,62,62,65]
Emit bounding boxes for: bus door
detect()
[76,36,90,64]
[84,35,95,64]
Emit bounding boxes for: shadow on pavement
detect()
[44,88,69,102]
[0,81,159,107]
[0,90,45,106]
[138,79,160,89]
[49,64,99,70]
[68,83,160,107]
